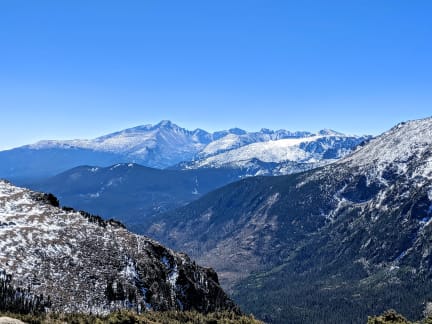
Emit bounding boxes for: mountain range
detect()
[0,120,369,182]
[139,117,432,323]
[0,121,370,235]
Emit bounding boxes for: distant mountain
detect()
[141,117,432,323]
[178,130,369,176]
[0,121,212,181]
[0,120,369,182]
[25,163,245,229]
[0,180,236,314]
[0,147,122,182]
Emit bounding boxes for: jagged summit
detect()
[0,180,236,314]
[317,128,345,136]
[155,119,174,128]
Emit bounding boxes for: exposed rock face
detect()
[0,180,236,314]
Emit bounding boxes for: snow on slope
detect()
[200,133,248,156]
[29,121,208,155]
[26,121,212,168]
[0,180,235,314]
[199,130,314,157]
[188,132,368,170]
[196,136,324,167]
[341,117,432,180]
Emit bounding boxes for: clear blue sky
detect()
[0,1,431,149]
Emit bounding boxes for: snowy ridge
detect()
[185,133,369,174]
[196,136,325,166]
[0,180,235,314]
[199,129,314,157]
[340,117,432,180]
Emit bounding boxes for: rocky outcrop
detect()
[0,180,237,314]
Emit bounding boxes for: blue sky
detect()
[0,1,431,149]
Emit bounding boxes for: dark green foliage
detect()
[44,193,60,207]
[31,192,60,207]
[368,310,411,324]
[233,265,432,324]
[105,281,126,302]
[0,272,49,315]
[367,309,432,324]
[75,209,126,229]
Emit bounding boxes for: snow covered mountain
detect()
[141,117,432,323]
[342,118,432,180]
[0,180,236,314]
[26,120,213,169]
[180,130,369,176]
[0,120,369,181]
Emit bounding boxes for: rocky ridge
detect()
[0,180,236,314]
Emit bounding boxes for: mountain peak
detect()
[317,129,345,136]
[259,128,274,134]
[156,120,175,128]
[228,128,247,135]
[156,119,173,127]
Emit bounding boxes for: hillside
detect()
[141,117,432,323]
[0,180,236,315]
[24,163,244,229]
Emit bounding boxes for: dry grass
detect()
[0,310,264,324]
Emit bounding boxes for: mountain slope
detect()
[25,163,245,229]
[70,120,212,167]
[0,180,236,314]
[196,129,314,157]
[178,131,370,176]
[141,117,432,323]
